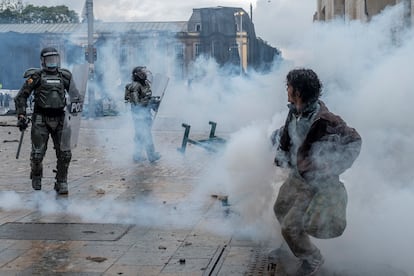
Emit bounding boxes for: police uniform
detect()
[125,67,160,163]
[14,48,80,194]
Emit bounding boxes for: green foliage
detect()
[0,8,14,23]
[0,4,79,24]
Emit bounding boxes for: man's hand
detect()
[17,115,28,131]
[274,149,290,168]
[270,130,279,146]
[270,127,284,146]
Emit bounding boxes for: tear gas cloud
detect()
[1,0,414,274]
[210,1,414,274]
[121,1,414,273]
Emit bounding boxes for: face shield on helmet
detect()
[40,47,60,71]
[132,66,147,81]
[137,71,147,80]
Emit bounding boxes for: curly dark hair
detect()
[286,68,322,104]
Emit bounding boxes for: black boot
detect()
[148,152,161,163]
[30,164,42,191]
[54,181,68,195]
[31,177,42,191]
[133,153,146,163]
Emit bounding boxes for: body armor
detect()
[125,68,161,163]
[126,80,152,106]
[13,46,82,195]
[34,71,66,109]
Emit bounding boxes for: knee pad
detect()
[58,150,72,164]
[31,149,44,163]
[30,150,44,177]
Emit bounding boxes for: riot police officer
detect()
[14,47,81,195]
[125,66,161,163]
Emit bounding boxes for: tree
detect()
[0,8,14,23]
[0,4,79,24]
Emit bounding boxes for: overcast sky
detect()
[25,0,263,21]
[24,0,317,50]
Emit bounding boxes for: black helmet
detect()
[132,66,147,81]
[40,47,60,71]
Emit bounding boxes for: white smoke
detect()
[205,1,414,274]
[2,1,413,274]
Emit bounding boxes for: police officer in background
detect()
[125,66,161,163]
[14,47,81,195]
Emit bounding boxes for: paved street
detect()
[1,112,410,276]
[0,113,272,276]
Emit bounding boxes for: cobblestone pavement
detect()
[0,115,273,276]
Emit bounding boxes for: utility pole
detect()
[85,0,96,119]
[240,12,243,74]
[402,0,412,28]
[234,10,245,75]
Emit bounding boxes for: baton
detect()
[16,129,25,159]
[15,117,31,159]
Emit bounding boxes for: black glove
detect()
[17,116,28,131]
[149,96,161,112]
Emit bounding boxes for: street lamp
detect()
[234,10,245,75]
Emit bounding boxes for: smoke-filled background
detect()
[1,0,414,274]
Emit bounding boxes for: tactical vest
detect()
[129,81,151,105]
[34,71,66,109]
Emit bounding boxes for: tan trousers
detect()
[274,174,319,260]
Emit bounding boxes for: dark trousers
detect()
[131,106,156,159]
[30,113,71,182]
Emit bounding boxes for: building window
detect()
[120,46,128,64]
[135,45,147,65]
[321,6,326,21]
[195,23,201,32]
[334,0,345,18]
[194,43,201,58]
[211,41,219,57]
[175,44,184,59]
[229,43,239,63]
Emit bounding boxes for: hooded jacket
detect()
[277,101,362,182]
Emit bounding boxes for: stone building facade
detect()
[314,0,413,25]
[0,6,279,90]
